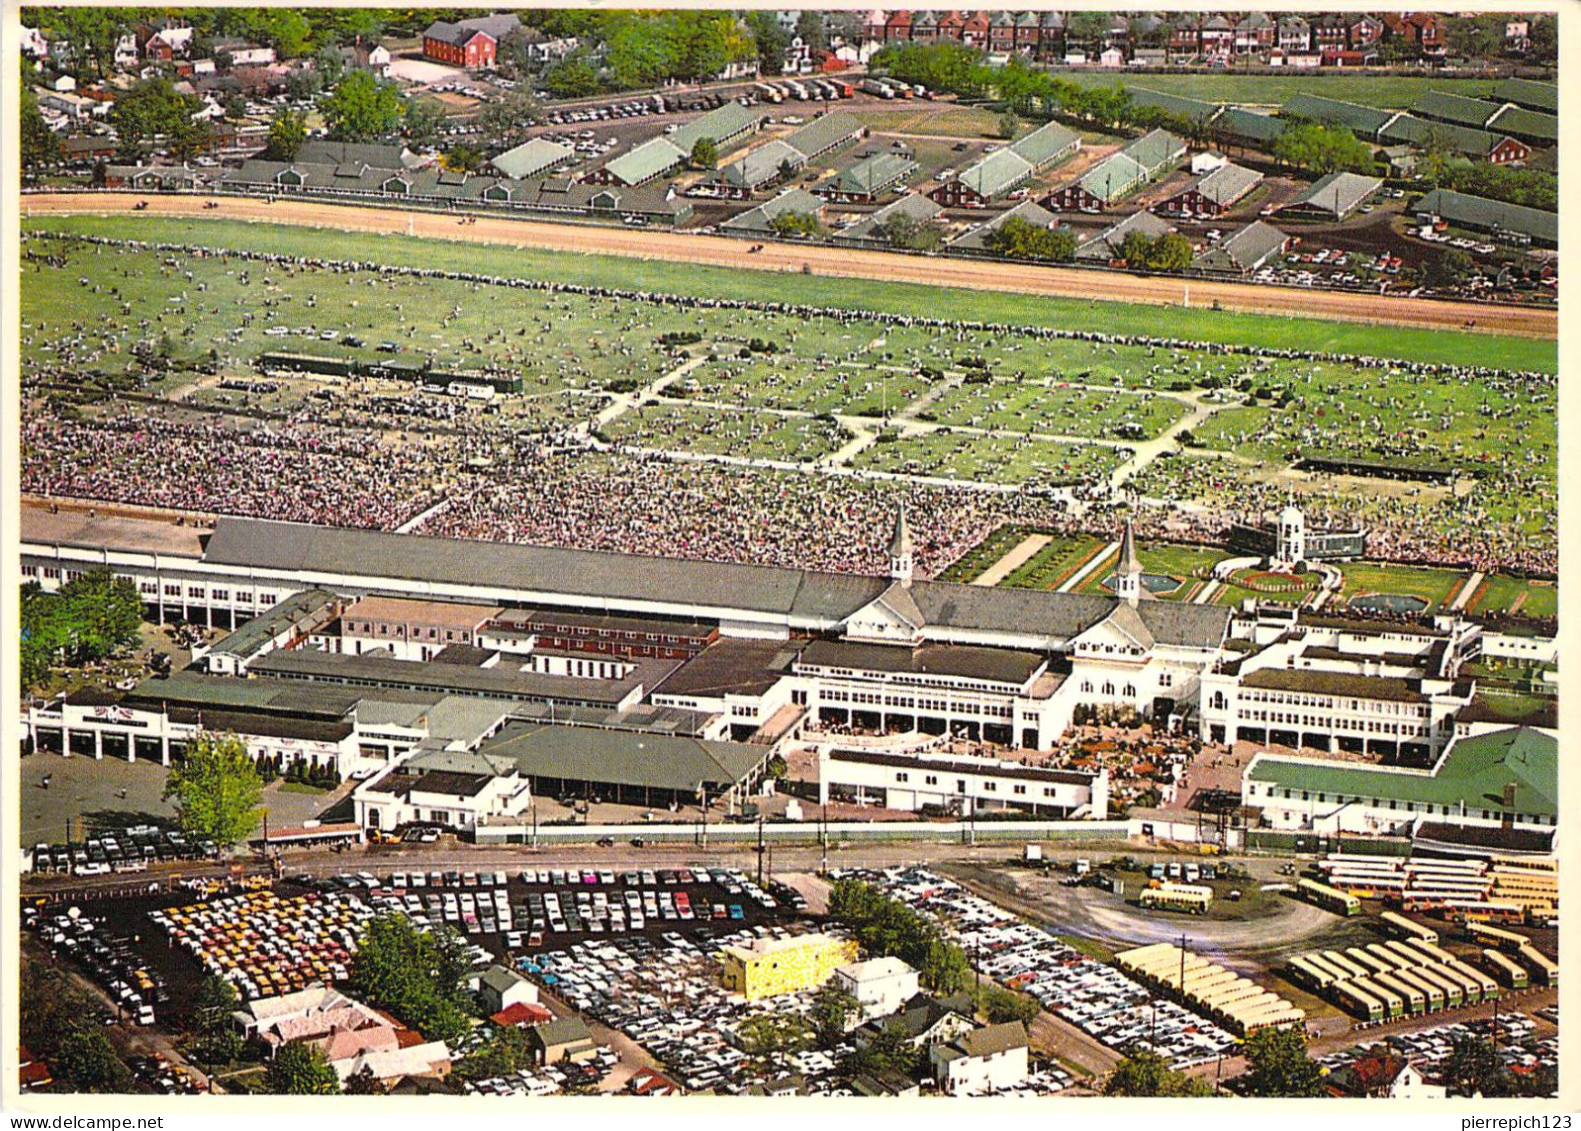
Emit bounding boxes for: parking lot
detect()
[841,867,1239,1070]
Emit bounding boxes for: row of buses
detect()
[1312,853,1553,925]
[1287,938,1499,1022]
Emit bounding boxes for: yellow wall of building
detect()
[720,935,859,1001]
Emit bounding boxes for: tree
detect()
[997,111,1020,140]
[810,982,862,1046]
[403,97,447,147]
[1104,1048,1214,1096]
[351,913,472,1042]
[111,77,200,160]
[266,1040,342,1094]
[842,1020,923,1079]
[768,210,828,240]
[265,107,308,161]
[1442,1033,1509,1097]
[343,1067,384,1094]
[1120,230,1194,272]
[320,70,403,142]
[972,982,1040,1025]
[745,11,790,76]
[21,87,62,176]
[21,568,142,687]
[170,114,213,162]
[983,216,1076,262]
[736,1013,813,1071]
[1240,1027,1325,1098]
[443,144,485,173]
[1422,247,1476,290]
[478,91,542,146]
[20,965,110,1061]
[313,45,346,87]
[881,213,946,252]
[689,136,719,170]
[543,54,600,98]
[794,10,828,53]
[1269,122,1376,176]
[54,1028,133,1093]
[1066,10,1113,47]
[162,731,264,848]
[190,973,244,1064]
[456,1025,535,1080]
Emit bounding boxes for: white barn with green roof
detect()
[1242,727,1556,836]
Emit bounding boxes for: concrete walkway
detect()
[972,533,1053,587]
[1451,570,1484,611]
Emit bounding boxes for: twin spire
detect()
[889,503,914,588]
[1115,517,1144,607]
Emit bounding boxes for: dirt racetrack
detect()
[24,193,1555,339]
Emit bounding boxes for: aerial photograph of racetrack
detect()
[11,4,1561,1109]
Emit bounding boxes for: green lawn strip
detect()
[848,430,1121,486]
[599,403,847,462]
[1336,561,1468,611]
[1058,71,1507,109]
[1002,534,1104,589]
[24,216,1556,373]
[1469,573,1558,618]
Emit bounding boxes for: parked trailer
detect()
[1369,970,1425,1014]
[1517,945,1558,987]
[1379,911,1439,945]
[1479,948,1530,989]
[1332,978,1386,1022]
[1298,878,1361,916]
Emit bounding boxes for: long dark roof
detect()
[798,639,1045,685]
[187,518,1229,647]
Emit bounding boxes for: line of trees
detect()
[21,964,132,1092]
[826,878,971,993]
[1119,230,1195,272]
[983,215,1076,262]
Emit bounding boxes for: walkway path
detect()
[1058,540,1118,593]
[1450,570,1485,611]
[973,533,1053,587]
[1109,389,1243,491]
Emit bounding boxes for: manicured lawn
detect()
[599,403,847,463]
[1002,534,1107,590]
[850,430,1122,486]
[1467,573,1558,619]
[1058,71,1514,110]
[926,379,1191,441]
[1075,541,1230,600]
[1213,566,1317,607]
[939,523,1036,582]
[1337,561,1469,611]
[25,216,1557,374]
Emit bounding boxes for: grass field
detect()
[937,523,1038,582]
[24,217,1558,374]
[924,378,1191,441]
[849,430,1122,486]
[1212,566,1318,607]
[1001,534,1108,589]
[598,403,848,463]
[1466,573,1558,619]
[1336,561,1469,611]
[1074,541,1233,600]
[1059,71,1518,110]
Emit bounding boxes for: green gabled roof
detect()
[823,152,917,196]
[1216,107,1289,143]
[1485,104,1557,143]
[1078,151,1147,202]
[670,100,759,152]
[1130,86,1225,122]
[1288,171,1383,216]
[1121,128,1187,175]
[783,111,863,161]
[959,147,1034,199]
[1248,727,1556,818]
[1282,93,1396,137]
[718,139,802,189]
[1489,77,1557,114]
[1380,114,1507,158]
[1411,89,1500,128]
[1413,188,1557,245]
[490,137,574,180]
[602,136,685,186]
[1007,120,1081,169]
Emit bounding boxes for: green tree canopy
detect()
[1104,1048,1215,1096]
[21,86,62,175]
[321,69,404,142]
[1442,1033,1510,1097]
[809,982,862,1046]
[543,54,600,98]
[350,912,473,1042]
[162,731,264,848]
[983,216,1076,262]
[20,568,142,688]
[110,77,200,160]
[826,878,971,993]
[689,136,719,170]
[744,11,789,75]
[768,210,828,240]
[478,90,542,146]
[881,213,947,252]
[1240,1026,1326,1098]
[54,1028,133,1093]
[1269,122,1377,176]
[265,107,308,161]
[266,1040,342,1094]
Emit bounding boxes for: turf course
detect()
[23,216,1557,374]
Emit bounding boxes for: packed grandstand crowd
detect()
[19,233,1557,581]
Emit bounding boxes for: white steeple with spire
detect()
[889,503,914,588]
[1115,517,1144,606]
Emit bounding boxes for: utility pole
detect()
[756,813,765,886]
[700,783,709,849]
[819,800,828,875]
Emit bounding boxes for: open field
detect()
[1058,71,1520,110]
[1336,561,1472,612]
[998,534,1109,590]
[22,201,1558,360]
[19,213,1556,583]
[1466,573,1558,619]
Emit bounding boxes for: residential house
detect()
[834,957,921,1020]
[1327,1054,1448,1099]
[930,1021,1030,1096]
[1277,18,1311,53]
[1199,16,1234,61]
[1234,13,1275,56]
[529,1015,598,1065]
[422,20,499,69]
[857,992,976,1049]
[476,963,540,1015]
[1348,16,1385,50]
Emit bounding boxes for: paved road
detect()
[24,194,1557,338]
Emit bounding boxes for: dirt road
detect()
[23,193,1555,338]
